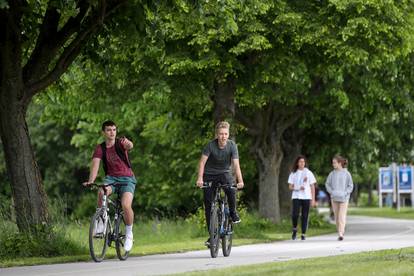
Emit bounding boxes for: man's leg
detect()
[97,186,112,207]
[224,185,239,222]
[203,187,213,232]
[121,192,134,251]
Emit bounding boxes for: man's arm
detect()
[232,159,244,189]
[83,158,101,186]
[120,137,133,150]
[196,155,208,187]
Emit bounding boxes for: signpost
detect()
[379,164,414,209]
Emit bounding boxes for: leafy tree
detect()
[0,0,130,231]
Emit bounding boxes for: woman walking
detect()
[288,155,317,241]
[325,155,354,241]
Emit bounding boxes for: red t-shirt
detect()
[92,144,134,177]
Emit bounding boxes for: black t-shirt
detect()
[202,139,239,175]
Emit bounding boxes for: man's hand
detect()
[82,181,93,187]
[196,178,204,188]
[236,182,244,189]
[311,200,317,208]
[120,137,133,149]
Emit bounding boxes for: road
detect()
[2,216,414,276]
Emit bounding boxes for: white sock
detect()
[126,225,133,236]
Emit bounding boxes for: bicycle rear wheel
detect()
[89,210,109,262]
[209,205,220,258]
[222,216,233,257]
[115,214,129,260]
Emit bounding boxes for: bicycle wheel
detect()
[209,205,220,258]
[89,210,109,262]
[222,215,233,257]
[115,214,129,260]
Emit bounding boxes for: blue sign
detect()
[399,166,412,191]
[380,168,393,191]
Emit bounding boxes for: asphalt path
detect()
[2,215,414,276]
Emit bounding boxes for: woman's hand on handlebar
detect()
[236,182,244,189]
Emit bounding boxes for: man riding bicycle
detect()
[83,120,136,251]
[196,121,244,246]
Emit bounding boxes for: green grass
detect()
[348,207,414,220]
[175,247,414,276]
[0,210,335,267]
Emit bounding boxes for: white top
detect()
[288,168,316,200]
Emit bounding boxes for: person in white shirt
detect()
[288,155,316,240]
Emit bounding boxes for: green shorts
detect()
[104,176,136,195]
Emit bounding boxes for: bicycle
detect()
[203,182,237,258]
[86,183,129,262]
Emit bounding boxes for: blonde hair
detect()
[215,121,230,134]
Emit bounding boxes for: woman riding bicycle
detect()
[196,121,244,246]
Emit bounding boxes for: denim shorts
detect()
[103,176,136,195]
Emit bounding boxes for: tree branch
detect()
[24,0,127,99]
[22,2,62,84]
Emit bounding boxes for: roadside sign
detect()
[398,166,413,191]
[379,167,394,192]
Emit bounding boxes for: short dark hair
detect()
[101,120,116,131]
[292,155,307,172]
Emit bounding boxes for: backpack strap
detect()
[100,142,108,175]
[115,139,132,168]
[100,140,131,176]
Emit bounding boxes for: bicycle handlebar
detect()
[84,182,128,190]
[201,182,238,190]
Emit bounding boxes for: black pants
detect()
[291,199,311,234]
[203,173,236,231]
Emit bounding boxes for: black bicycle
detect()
[203,182,237,258]
[86,183,129,262]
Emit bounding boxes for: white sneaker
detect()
[124,234,133,251]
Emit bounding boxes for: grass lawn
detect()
[0,211,335,267]
[175,247,414,276]
[348,207,414,220]
[0,209,335,267]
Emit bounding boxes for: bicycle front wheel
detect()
[115,214,129,260]
[222,216,233,257]
[209,205,220,258]
[89,210,109,262]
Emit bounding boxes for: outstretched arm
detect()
[120,137,133,150]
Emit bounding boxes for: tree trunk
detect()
[0,9,49,231]
[278,127,303,218]
[255,139,283,223]
[0,88,49,232]
[368,181,373,206]
[212,77,235,125]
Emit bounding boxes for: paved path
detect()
[2,216,414,276]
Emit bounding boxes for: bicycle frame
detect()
[99,187,124,245]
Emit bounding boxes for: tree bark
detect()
[212,76,235,125]
[255,140,284,223]
[278,127,304,218]
[0,6,48,230]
